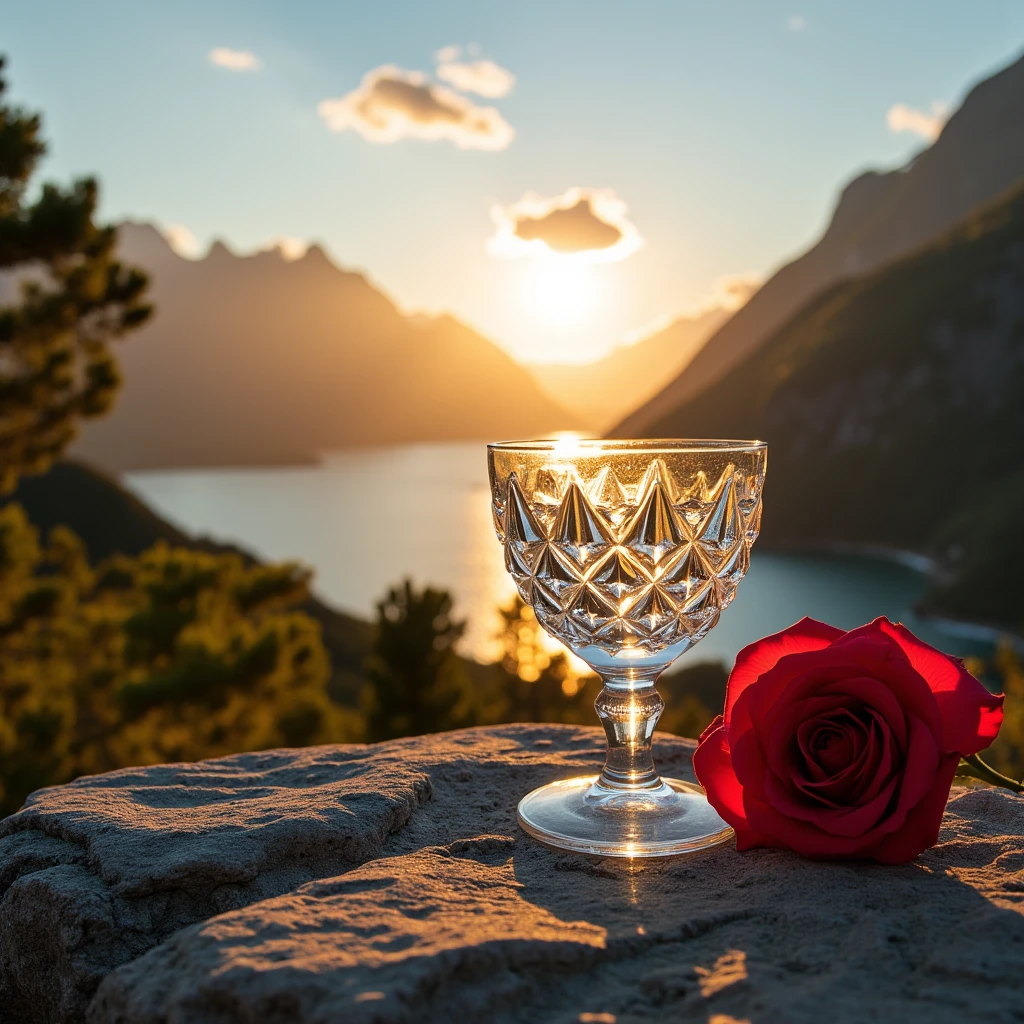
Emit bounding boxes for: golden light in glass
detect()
[488,438,767,857]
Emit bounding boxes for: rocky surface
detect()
[1,725,1023,1024]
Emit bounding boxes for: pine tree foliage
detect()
[0,504,356,816]
[0,56,151,492]
[363,580,475,741]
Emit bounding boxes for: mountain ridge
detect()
[71,223,581,471]
[614,49,1024,436]
[639,179,1024,633]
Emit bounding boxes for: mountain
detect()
[615,50,1024,436]
[71,224,580,470]
[637,181,1024,633]
[528,308,728,432]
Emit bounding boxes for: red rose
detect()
[693,616,1004,864]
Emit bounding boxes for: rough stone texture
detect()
[1,726,1023,1024]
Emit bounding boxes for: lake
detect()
[126,442,994,669]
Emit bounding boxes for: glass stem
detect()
[593,679,665,790]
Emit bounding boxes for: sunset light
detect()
[4,4,1024,1016]
[521,256,602,331]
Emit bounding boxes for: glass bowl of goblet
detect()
[488,438,767,857]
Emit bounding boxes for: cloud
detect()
[318,65,514,150]
[164,224,202,258]
[434,46,515,97]
[787,15,807,31]
[434,44,461,64]
[886,101,949,142]
[712,272,763,310]
[437,59,515,98]
[623,313,674,345]
[208,47,261,71]
[690,272,763,316]
[489,188,642,262]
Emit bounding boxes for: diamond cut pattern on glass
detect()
[623,481,685,566]
[496,460,759,655]
[553,482,613,565]
[589,548,647,601]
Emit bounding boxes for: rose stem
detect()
[955,753,1024,794]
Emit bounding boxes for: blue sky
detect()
[6,1,1024,363]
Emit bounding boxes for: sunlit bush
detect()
[0,504,356,816]
[973,644,1024,784]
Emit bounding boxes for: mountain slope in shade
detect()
[528,308,728,432]
[72,225,580,470]
[641,182,1024,633]
[615,50,1024,436]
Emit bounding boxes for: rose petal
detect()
[731,726,769,800]
[817,675,909,751]
[752,633,942,751]
[742,789,884,858]
[847,709,897,804]
[733,655,865,743]
[827,624,945,740]
[873,618,1004,754]
[764,766,900,838]
[725,617,846,723]
[698,714,724,745]
[692,719,757,838]
[796,706,866,783]
[811,725,855,774]
[763,704,901,835]
[753,630,942,761]
[848,711,941,842]
[867,753,961,864]
[749,713,940,855]
[764,695,852,785]
[887,711,942,819]
[795,712,878,805]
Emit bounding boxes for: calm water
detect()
[126,442,993,668]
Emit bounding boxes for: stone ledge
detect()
[1,725,1022,1023]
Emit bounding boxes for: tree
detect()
[0,503,357,816]
[363,580,475,741]
[0,55,151,493]
[0,57,362,818]
[488,597,601,724]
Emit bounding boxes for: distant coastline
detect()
[119,443,1020,663]
[93,439,516,475]
[123,452,1024,651]
[764,538,1023,650]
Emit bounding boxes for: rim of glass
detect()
[488,438,767,454]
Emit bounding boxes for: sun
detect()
[522,256,600,330]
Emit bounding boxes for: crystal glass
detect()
[488,438,767,857]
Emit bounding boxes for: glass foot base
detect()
[517,775,734,858]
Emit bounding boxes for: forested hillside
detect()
[641,183,1024,632]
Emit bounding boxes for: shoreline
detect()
[763,538,1023,649]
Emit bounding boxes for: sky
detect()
[6,1,1024,364]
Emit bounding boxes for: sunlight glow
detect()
[522,258,601,329]
[551,431,586,456]
[538,628,591,679]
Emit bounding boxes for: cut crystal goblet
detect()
[488,438,767,857]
